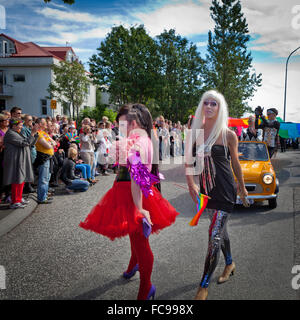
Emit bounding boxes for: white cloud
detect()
[242,0,300,58]
[248,61,300,122]
[134,1,213,37]
[36,7,100,23]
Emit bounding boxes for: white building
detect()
[0,33,96,117]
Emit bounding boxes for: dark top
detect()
[60,158,79,186]
[255,115,280,148]
[199,145,237,213]
[116,166,131,182]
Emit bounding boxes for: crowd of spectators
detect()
[4,104,294,211]
[154,115,187,161]
[0,106,118,209]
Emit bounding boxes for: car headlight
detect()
[263,174,273,184]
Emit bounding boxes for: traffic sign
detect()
[50,100,57,110]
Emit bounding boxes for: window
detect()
[3,41,8,55]
[13,74,25,82]
[41,99,47,115]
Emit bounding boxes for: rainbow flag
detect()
[189,193,209,226]
[65,132,80,143]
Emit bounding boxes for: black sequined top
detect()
[199,145,237,213]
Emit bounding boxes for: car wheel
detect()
[268,198,277,209]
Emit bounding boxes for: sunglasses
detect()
[204,100,218,107]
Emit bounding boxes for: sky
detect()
[1,0,300,122]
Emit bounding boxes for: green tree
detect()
[77,90,111,124]
[203,0,262,117]
[156,29,205,121]
[89,25,161,107]
[48,60,90,119]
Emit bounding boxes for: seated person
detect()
[60,147,90,193]
[69,143,96,184]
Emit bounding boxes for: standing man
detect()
[34,118,55,204]
[255,106,280,158]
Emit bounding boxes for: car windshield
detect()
[238,143,269,161]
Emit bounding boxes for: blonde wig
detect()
[185,90,229,174]
[192,90,229,153]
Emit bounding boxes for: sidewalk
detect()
[0,193,38,238]
[0,179,100,238]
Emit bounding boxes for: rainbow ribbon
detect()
[189,193,209,226]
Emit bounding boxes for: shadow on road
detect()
[156,282,199,300]
[63,277,135,300]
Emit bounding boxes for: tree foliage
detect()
[89,25,161,107]
[89,25,204,122]
[48,60,90,119]
[156,29,204,121]
[77,90,116,124]
[203,0,262,117]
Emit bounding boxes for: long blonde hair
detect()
[185,90,229,174]
[192,90,229,153]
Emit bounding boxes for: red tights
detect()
[11,182,25,204]
[127,230,154,300]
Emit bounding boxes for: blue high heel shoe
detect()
[123,264,139,279]
[146,284,156,300]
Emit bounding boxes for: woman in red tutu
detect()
[79,103,180,300]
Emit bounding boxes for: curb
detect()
[0,197,38,238]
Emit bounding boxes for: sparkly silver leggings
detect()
[200,209,232,288]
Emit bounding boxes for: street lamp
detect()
[283,45,300,122]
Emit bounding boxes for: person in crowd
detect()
[160,121,170,160]
[49,135,65,188]
[21,114,37,163]
[21,114,37,193]
[34,118,55,204]
[59,116,69,134]
[0,113,9,142]
[185,90,247,300]
[97,129,111,176]
[10,106,22,119]
[1,110,11,120]
[112,120,119,141]
[79,103,179,300]
[60,147,90,193]
[61,124,69,136]
[102,116,108,126]
[169,123,175,157]
[105,121,113,140]
[79,125,97,172]
[241,115,262,141]
[70,143,95,185]
[60,125,80,156]
[56,114,61,125]
[3,118,39,209]
[255,106,280,158]
[280,136,286,153]
[0,113,10,202]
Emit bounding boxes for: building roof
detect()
[0,33,75,60]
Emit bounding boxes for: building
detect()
[0,33,96,117]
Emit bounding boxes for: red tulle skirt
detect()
[79,181,180,240]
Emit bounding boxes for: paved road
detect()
[0,151,299,300]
